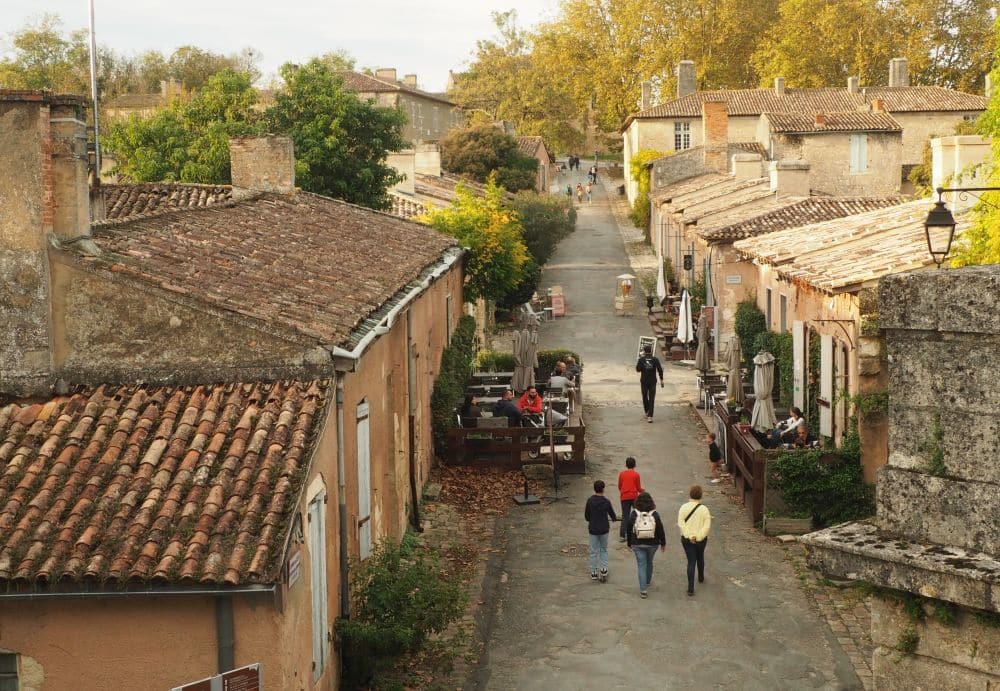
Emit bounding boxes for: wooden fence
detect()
[445,425,586,474]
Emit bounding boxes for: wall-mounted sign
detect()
[725,275,742,285]
[172,663,261,691]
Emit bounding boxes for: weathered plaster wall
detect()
[772,131,902,196]
[891,111,982,166]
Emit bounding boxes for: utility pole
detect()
[87,0,102,173]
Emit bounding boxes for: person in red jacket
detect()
[517,386,544,414]
[617,456,644,542]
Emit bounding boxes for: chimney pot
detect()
[403,74,418,88]
[871,99,886,114]
[640,80,652,111]
[676,61,696,98]
[774,77,785,97]
[229,135,296,195]
[814,112,826,126]
[375,68,398,83]
[888,58,909,87]
[847,76,859,94]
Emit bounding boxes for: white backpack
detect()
[633,510,656,539]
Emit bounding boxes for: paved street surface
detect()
[470,169,861,690]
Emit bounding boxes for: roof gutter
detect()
[325,247,462,367]
[0,584,276,601]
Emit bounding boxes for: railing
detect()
[718,413,778,524]
[445,424,586,474]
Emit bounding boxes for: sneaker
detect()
[640,591,648,599]
[687,589,694,596]
[710,478,721,484]
[618,536,626,543]
[647,417,653,423]
[591,572,598,581]
[599,570,608,583]
[698,575,704,583]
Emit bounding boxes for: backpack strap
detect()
[684,503,704,523]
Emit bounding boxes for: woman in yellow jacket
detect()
[677,484,712,596]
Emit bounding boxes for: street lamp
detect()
[924,186,1000,268]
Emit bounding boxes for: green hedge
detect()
[430,315,476,455]
[734,300,767,373]
[767,444,874,528]
[752,331,794,408]
[536,349,581,379]
[473,349,518,372]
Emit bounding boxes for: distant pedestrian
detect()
[589,164,598,183]
[586,182,593,203]
[677,485,712,596]
[565,184,573,203]
[584,480,617,582]
[576,183,584,203]
[617,457,644,542]
[635,344,664,422]
[625,491,666,598]
[707,432,723,483]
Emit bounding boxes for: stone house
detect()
[515,135,555,193]
[103,78,188,121]
[621,58,986,203]
[337,69,465,144]
[0,90,463,690]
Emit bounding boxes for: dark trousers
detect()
[640,378,657,417]
[681,537,707,591]
[619,499,635,539]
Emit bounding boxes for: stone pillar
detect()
[802,265,1000,690]
[888,58,909,87]
[676,60,696,98]
[856,288,888,483]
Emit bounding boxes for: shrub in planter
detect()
[474,349,517,372]
[536,348,581,378]
[767,446,874,528]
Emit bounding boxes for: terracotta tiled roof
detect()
[100,183,232,220]
[651,172,730,202]
[388,192,428,219]
[628,86,986,123]
[515,135,544,158]
[336,70,455,106]
[413,172,514,203]
[0,380,327,587]
[731,141,767,157]
[733,199,970,292]
[87,191,457,345]
[765,111,901,133]
[700,196,907,241]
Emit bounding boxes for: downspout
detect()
[335,373,349,620]
[216,596,235,673]
[406,309,423,532]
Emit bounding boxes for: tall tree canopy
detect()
[440,125,539,192]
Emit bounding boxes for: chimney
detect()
[847,76,859,94]
[640,80,652,111]
[931,135,992,201]
[774,77,785,97]
[676,61,696,98]
[871,99,886,114]
[701,99,729,172]
[731,153,763,181]
[375,68,398,83]
[414,143,442,177]
[769,160,810,197]
[888,58,909,87]
[0,90,92,395]
[229,135,296,196]
[403,74,418,88]
[386,149,415,195]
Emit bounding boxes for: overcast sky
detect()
[3,0,559,92]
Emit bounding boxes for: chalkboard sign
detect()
[637,336,657,358]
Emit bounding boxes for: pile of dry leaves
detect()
[435,465,546,516]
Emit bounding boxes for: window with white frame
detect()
[674,121,691,150]
[0,652,18,691]
[850,134,868,174]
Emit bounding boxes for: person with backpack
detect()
[617,456,643,542]
[565,184,573,203]
[677,484,712,596]
[624,491,666,598]
[635,344,664,423]
[584,480,618,582]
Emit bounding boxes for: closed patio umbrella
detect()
[750,351,778,432]
[676,289,694,346]
[694,314,711,373]
[655,258,667,303]
[512,329,533,392]
[726,336,745,403]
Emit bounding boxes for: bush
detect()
[536,348,581,378]
[337,535,467,688]
[734,299,767,373]
[440,125,538,192]
[628,149,666,237]
[430,315,476,455]
[511,191,576,267]
[496,258,541,311]
[474,349,517,372]
[767,447,875,528]
[752,331,794,407]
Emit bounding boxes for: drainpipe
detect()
[335,373,349,620]
[406,310,423,532]
[216,596,235,673]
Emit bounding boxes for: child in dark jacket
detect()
[584,480,618,582]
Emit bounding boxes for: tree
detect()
[166,46,240,91]
[510,191,577,266]
[420,178,530,302]
[440,125,539,192]
[264,59,405,209]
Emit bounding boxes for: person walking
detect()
[586,182,593,203]
[707,432,723,483]
[575,183,584,203]
[624,491,666,598]
[565,184,573,204]
[635,344,664,422]
[617,457,644,542]
[677,485,712,596]
[584,480,617,582]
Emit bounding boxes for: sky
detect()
[2,0,559,92]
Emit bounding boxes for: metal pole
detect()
[87,0,102,172]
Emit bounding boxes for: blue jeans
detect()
[631,544,657,592]
[588,533,609,573]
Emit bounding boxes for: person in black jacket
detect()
[624,491,666,598]
[635,344,664,423]
[584,480,618,582]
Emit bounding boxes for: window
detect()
[308,494,328,680]
[850,134,868,173]
[674,121,691,150]
[779,295,788,333]
[1,652,18,691]
[765,288,773,327]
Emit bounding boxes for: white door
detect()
[307,494,327,679]
[356,401,372,559]
[820,334,834,438]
